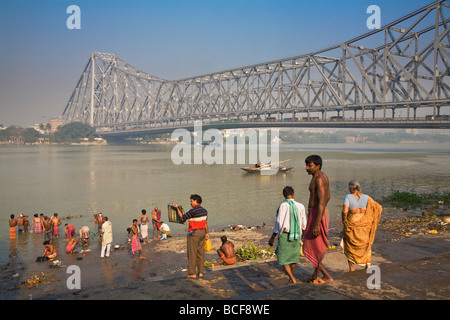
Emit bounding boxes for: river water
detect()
[1,142,450,265]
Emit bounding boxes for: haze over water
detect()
[1,143,450,264]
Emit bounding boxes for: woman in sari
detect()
[341,180,382,271]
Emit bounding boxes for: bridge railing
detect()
[95,115,450,134]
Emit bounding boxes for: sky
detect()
[0,0,434,127]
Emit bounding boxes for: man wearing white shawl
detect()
[101,217,113,258]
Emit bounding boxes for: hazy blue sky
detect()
[0,0,430,126]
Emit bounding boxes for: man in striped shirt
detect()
[173,194,209,279]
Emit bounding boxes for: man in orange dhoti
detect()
[342,180,382,271]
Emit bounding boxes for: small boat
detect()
[240,160,294,175]
[278,165,294,173]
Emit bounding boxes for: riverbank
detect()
[0,138,108,146]
[1,206,448,301]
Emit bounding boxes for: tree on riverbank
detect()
[0,122,97,145]
[53,122,96,143]
[0,126,41,143]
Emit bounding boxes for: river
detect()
[1,142,450,264]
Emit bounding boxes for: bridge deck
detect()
[97,118,450,137]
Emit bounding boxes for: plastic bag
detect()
[204,239,212,252]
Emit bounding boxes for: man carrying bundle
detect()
[173,194,209,279]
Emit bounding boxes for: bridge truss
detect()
[62,0,450,132]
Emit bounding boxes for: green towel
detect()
[276,199,301,241]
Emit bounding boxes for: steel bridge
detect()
[62,0,450,136]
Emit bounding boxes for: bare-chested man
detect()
[51,213,61,238]
[17,214,28,233]
[303,155,333,283]
[93,213,105,243]
[42,216,53,242]
[217,236,236,265]
[152,207,162,240]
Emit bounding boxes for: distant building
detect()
[48,117,65,133]
[32,124,45,134]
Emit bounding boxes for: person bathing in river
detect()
[9,214,17,240]
[51,213,61,239]
[130,219,146,262]
[79,225,90,248]
[42,216,53,241]
[65,223,76,239]
[31,214,42,233]
[101,217,113,258]
[152,206,162,240]
[17,214,28,233]
[41,240,57,260]
[138,209,151,244]
[66,236,79,254]
[93,213,105,243]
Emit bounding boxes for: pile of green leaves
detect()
[235,241,275,261]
